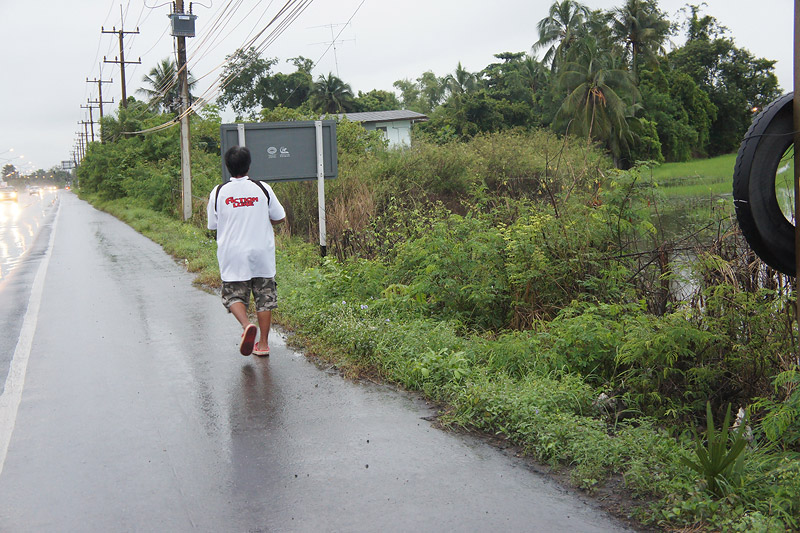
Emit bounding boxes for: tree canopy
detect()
[175,2,778,166]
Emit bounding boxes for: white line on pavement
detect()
[0,200,60,478]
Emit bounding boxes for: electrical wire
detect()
[187,0,253,67]
[193,0,312,110]
[121,0,282,117]
[122,0,321,135]
[136,0,253,110]
[278,0,365,107]
[187,0,309,105]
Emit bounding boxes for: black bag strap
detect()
[214,178,270,212]
[213,182,228,213]
[251,179,271,206]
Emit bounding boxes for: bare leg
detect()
[256,309,272,351]
[229,302,252,330]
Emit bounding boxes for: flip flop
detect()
[239,324,257,356]
[252,344,270,357]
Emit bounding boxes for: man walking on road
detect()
[207,146,286,356]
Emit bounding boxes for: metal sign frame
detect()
[219,120,337,183]
[220,120,338,256]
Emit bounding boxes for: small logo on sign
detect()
[279,146,290,158]
[267,146,278,158]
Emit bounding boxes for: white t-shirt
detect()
[207,177,286,282]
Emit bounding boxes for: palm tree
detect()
[445,62,478,96]
[520,55,549,93]
[309,73,355,113]
[609,0,671,82]
[533,0,591,73]
[138,58,196,114]
[555,37,640,165]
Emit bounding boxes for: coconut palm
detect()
[520,55,549,92]
[533,0,591,73]
[609,0,671,82]
[138,58,196,114]
[309,73,355,113]
[445,62,478,96]
[555,37,640,165]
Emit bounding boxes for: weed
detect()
[682,402,749,497]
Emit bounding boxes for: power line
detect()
[278,0,366,107]
[123,0,318,135]
[130,0,313,134]
[102,22,142,108]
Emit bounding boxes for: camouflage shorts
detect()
[221,277,277,312]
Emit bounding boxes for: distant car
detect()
[28,186,41,195]
[0,186,18,201]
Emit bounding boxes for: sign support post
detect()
[220,120,337,259]
[316,120,327,257]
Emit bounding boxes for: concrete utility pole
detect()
[102,13,140,109]
[175,0,193,221]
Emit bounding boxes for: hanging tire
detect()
[732,92,795,275]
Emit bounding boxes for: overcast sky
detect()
[0,0,793,172]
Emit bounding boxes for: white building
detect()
[337,110,428,148]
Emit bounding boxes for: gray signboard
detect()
[220,120,337,182]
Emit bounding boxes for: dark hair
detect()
[225,146,251,177]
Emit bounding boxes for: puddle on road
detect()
[0,194,57,282]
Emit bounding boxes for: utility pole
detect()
[78,120,94,149]
[87,95,113,142]
[80,101,98,142]
[102,11,140,109]
[76,132,86,162]
[79,121,91,149]
[87,73,114,141]
[173,0,195,221]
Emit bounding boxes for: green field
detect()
[648,153,737,197]
[651,152,797,222]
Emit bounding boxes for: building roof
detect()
[336,110,428,124]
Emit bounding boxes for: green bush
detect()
[388,211,509,330]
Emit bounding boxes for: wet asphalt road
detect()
[0,192,635,532]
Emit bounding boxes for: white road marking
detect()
[0,201,60,478]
